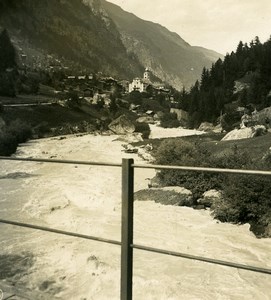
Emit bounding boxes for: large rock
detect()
[147,174,163,188]
[108,115,135,135]
[198,122,215,132]
[197,189,222,208]
[136,116,155,124]
[170,108,188,123]
[135,186,193,207]
[252,106,271,124]
[221,125,267,141]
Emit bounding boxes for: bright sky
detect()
[107,0,271,55]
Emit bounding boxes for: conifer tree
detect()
[0,29,17,96]
[0,29,17,72]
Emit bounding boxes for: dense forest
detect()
[174,36,271,128]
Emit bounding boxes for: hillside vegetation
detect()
[152,134,271,237]
[173,36,271,128]
[0,0,143,79]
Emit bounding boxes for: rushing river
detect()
[0,132,271,300]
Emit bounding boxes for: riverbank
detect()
[0,131,271,299]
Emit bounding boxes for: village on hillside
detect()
[1,31,271,139]
[1,46,188,126]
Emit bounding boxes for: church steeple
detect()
[143,67,151,81]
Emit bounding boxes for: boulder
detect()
[108,115,135,135]
[136,116,155,124]
[147,174,163,188]
[135,186,193,207]
[170,108,188,122]
[213,124,223,133]
[198,122,214,132]
[197,189,222,208]
[221,125,267,141]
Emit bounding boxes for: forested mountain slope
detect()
[174,37,271,127]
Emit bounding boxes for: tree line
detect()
[174,36,271,128]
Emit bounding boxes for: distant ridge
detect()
[101,0,223,89]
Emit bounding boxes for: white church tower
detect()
[128,67,152,93]
[143,67,151,81]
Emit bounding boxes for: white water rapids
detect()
[0,130,271,299]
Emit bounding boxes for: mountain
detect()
[0,0,143,79]
[0,0,222,89]
[100,0,223,89]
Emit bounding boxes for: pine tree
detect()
[0,29,17,72]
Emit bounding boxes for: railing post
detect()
[121,158,134,300]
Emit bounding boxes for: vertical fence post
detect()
[121,158,134,300]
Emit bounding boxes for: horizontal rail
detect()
[0,219,121,246]
[0,156,122,168]
[133,163,271,176]
[1,156,271,176]
[1,219,270,276]
[132,244,271,276]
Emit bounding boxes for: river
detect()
[0,131,271,299]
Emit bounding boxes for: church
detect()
[128,68,151,93]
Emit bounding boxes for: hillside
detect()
[173,37,271,128]
[0,0,222,89]
[101,0,223,89]
[0,0,143,79]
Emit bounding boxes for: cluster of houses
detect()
[12,36,173,105]
[128,67,171,96]
[15,47,175,110]
[14,38,172,101]
[62,67,173,107]
[64,67,170,95]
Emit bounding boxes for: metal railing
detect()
[1,156,271,300]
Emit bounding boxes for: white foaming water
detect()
[0,130,271,300]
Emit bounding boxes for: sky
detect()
[107,0,271,55]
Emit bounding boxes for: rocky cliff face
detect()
[101,0,223,89]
